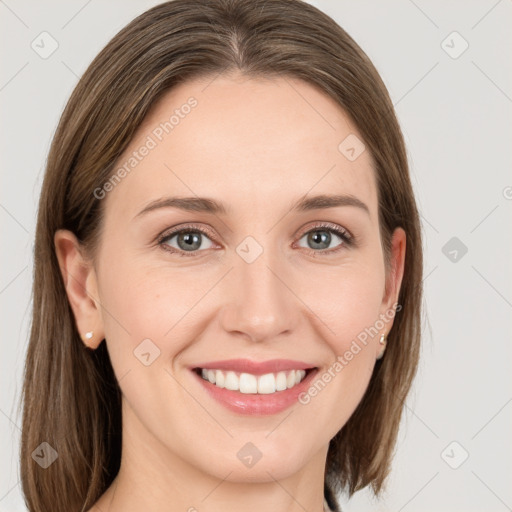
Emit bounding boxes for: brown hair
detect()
[20,0,423,510]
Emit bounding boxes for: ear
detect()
[54,229,105,349]
[379,227,406,331]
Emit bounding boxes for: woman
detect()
[20,1,423,511]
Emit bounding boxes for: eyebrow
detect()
[292,194,370,215]
[135,193,370,218]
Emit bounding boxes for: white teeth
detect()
[198,368,308,394]
[276,371,287,391]
[257,373,275,394]
[224,371,238,391]
[215,369,225,388]
[286,371,295,389]
[239,373,257,393]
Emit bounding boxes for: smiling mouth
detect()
[192,367,317,395]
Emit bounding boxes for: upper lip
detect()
[191,358,317,375]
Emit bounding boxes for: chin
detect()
[194,442,309,483]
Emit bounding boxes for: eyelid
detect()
[156,222,218,246]
[297,221,354,242]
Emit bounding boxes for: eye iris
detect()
[308,230,331,250]
[177,231,202,251]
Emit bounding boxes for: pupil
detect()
[178,232,201,251]
[309,231,330,250]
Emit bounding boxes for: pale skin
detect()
[55,72,405,512]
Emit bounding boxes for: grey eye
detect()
[162,230,214,252]
[297,229,344,251]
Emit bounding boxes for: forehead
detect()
[105,72,377,221]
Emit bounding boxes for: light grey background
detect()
[1,1,511,510]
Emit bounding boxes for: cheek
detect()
[94,254,230,395]
[96,259,203,348]
[298,258,386,350]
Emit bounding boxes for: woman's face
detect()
[76,73,405,483]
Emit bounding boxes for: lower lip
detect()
[191,368,319,416]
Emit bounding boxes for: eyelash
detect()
[156,222,355,258]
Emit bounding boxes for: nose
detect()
[219,248,300,343]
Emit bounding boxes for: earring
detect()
[84,331,93,340]
[376,333,387,360]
